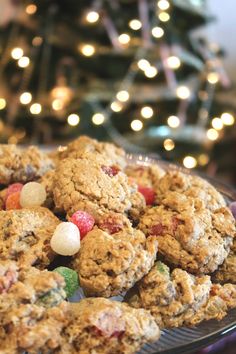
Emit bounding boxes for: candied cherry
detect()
[138,185,155,205]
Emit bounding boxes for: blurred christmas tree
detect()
[0,0,235,171]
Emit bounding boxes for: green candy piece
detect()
[156,261,169,275]
[54,266,79,298]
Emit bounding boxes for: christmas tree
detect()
[0,0,235,170]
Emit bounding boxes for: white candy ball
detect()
[50,222,80,256]
[20,182,46,208]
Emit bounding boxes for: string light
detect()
[20,92,32,105]
[141,106,153,119]
[92,113,105,125]
[152,26,164,38]
[118,33,130,45]
[157,0,170,11]
[129,19,142,30]
[176,86,190,99]
[167,115,180,128]
[67,114,80,126]
[18,56,30,68]
[32,36,43,46]
[167,56,181,69]
[198,154,209,166]
[137,59,150,71]
[183,156,197,169]
[11,47,24,60]
[116,90,129,102]
[25,4,37,15]
[144,66,158,78]
[158,12,170,22]
[110,101,123,112]
[86,11,99,23]
[207,128,219,141]
[30,103,42,115]
[207,72,219,84]
[0,98,6,110]
[79,44,95,56]
[131,119,143,131]
[221,112,235,126]
[163,138,175,151]
[52,99,64,111]
[211,117,223,130]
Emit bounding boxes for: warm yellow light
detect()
[52,99,64,111]
[110,101,123,112]
[176,86,190,99]
[20,92,32,105]
[67,114,80,126]
[207,128,219,141]
[183,156,197,169]
[141,106,153,119]
[118,33,130,45]
[159,12,170,22]
[221,112,235,126]
[198,154,209,166]
[167,56,181,69]
[0,98,6,110]
[86,11,99,23]
[157,0,170,10]
[129,19,142,30]
[26,4,37,15]
[131,119,143,131]
[163,138,175,151]
[137,59,150,71]
[92,113,105,125]
[11,47,24,60]
[145,66,158,78]
[80,44,95,56]
[18,56,30,68]
[211,117,223,130]
[30,103,42,115]
[151,26,164,38]
[207,72,219,84]
[116,90,129,102]
[167,115,180,128]
[32,36,43,46]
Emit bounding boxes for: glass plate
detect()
[66,153,236,354]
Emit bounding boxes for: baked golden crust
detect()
[213,239,236,284]
[126,164,165,188]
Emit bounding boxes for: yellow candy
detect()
[20,182,46,208]
[50,222,80,256]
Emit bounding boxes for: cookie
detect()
[139,192,235,274]
[53,157,144,220]
[213,239,236,284]
[72,224,157,297]
[0,207,60,268]
[156,170,226,211]
[127,261,236,328]
[126,163,165,188]
[59,298,160,354]
[0,145,54,185]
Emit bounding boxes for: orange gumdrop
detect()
[5,191,21,210]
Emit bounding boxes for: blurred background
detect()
[0,0,235,185]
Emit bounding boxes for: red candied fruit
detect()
[99,220,123,235]
[5,191,21,210]
[5,183,23,202]
[70,210,95,240]
[102,165,120,177]
[138,185,155,205]
[149,223,165,236]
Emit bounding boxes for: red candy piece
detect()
[138,185,155,205]
[150,223,165,236]
[102,165,120,177]
[5,191,21,210]
[99,220,123,235]
[5,183,23,201]
[70,211,95,239]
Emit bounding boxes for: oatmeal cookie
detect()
[126,164,165,188]
[156,170,226,211]
[53,157,144,219]
[59,298,160,354]
[213,239,236,284]
[0,207,60,268]
[72,225,157,297]
[40,169,56,210]
[139,192,235,274]
[0,144,54,185]
[127,261,236,328]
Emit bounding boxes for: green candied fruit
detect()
[53,266,79,298]
[36,288,66,308]
[156,261,169,275]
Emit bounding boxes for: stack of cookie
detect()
[0,136,235,354]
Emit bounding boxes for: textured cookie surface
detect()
[0,207,60,268]
[213,239,236,284]
[73,225,158,297]
[126,164,165,188]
